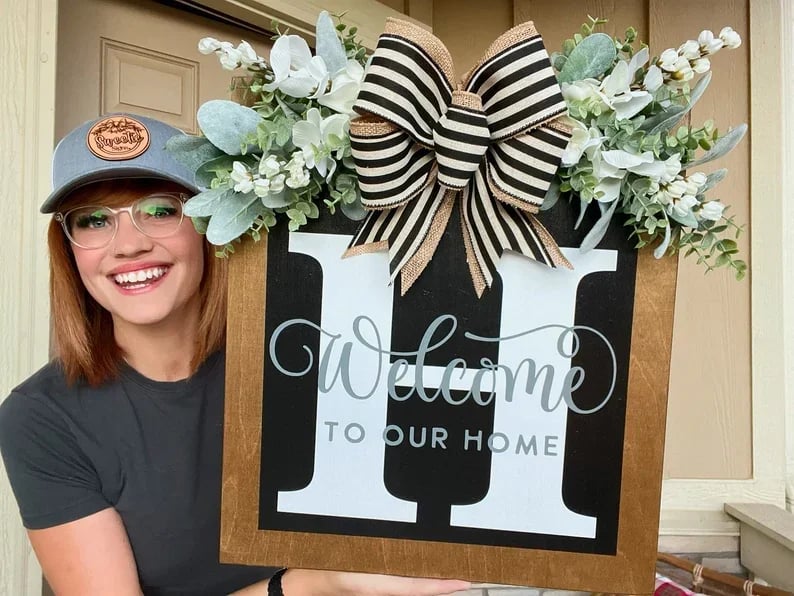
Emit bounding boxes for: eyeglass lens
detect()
[64,195,184,248]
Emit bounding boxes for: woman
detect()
[0,114,470,596]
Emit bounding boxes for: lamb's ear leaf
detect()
[540,178,561,211]
[653,221,671,259]
[205,191,264,245]
[580,199,618,252]
[183,186,230,218]
[197,100,262,155]
[165,135,224,173]
[558,33,617,83]
[685,124,748,168]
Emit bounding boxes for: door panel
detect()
[56,0,272,138]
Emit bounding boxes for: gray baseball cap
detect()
[41,113,199,213]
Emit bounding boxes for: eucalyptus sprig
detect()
[166,11,368,253]
[550,17,748,279]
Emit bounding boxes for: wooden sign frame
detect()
[220,222,677,594]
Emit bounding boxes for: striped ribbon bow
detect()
[345,18,573,297]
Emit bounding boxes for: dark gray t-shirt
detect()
[0,351,273,595]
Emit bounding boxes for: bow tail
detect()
[344,183,453,295]
[461,166,572,297]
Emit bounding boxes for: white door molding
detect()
[0,0,57,593]
[783,0,794,512]
[187,0,416,48]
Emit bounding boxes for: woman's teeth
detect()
[113,267,168,286]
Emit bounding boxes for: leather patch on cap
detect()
[86,116,150,161]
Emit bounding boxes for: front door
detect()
[56,0,272,138]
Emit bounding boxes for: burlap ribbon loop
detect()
[347,18,573,297]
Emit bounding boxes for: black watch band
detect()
[268,568,288,596]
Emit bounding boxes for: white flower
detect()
[667,178,689,199]
[561,78,601,103]
[659,49,680,72]
[589,149,625,203]
[253,177,271,198]
[269,174,286,194]
[230,161,253,193]
[643,65,663,92]
[198,37,222,54]
[669,57,694,83]
[253,174,289,207]
[264,35,325,97]
[719,26,742,49]
[698,30,724,54]
[692,57,710,74]
[259,155,283,178]
[284,152,311,188]
[318,60,366,114]
[218,43,242,70]
[700,200,726,221]
[237,41,263,68]
[678,40,701,61]
[286,152,306,173]
[600,149,678,183]
[668,194,698,219]
[561,121,603,166]
[685,172,708,195]
[597,60,653,120]
[656,155,682,184]
[287,169,311,189]
[292,108,350,180]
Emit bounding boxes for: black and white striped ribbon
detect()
[347,18,571,296]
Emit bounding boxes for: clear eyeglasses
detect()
[55,192,189,250]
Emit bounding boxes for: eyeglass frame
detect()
[54,192,190,250]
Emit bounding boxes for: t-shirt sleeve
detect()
[0,390,111,529]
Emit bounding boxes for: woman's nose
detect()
[111,211,153,256]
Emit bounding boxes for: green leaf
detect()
[540,178,561,211]
[294,201,312,215]
[165,135,224,174]
[261,190,291,209]
[714,253,730,267]
[198,100,262,155]
[557,33,617,83]
[287,209,308,226]
[580,199,618,252]
[275,116,294,147]
[183,186,231,217]
[195,154,256,188]
[669,208,699,228]
[340,198,367,221]
[191,216,210,234]
[574,197,590,230]
[685,124,748,168]
[653,219,671,259]
[688,72,712,107]
[205,191,264,245]
[316,11,347,74]
[702,168,728,192]
[718,239,738,252]
[639,104,688,135]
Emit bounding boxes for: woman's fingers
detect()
[281,569,472,596]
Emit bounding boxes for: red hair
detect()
[48,179,228,386]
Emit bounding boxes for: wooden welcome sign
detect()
[219,196,677,593]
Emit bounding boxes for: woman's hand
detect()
[281,569,471,596]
